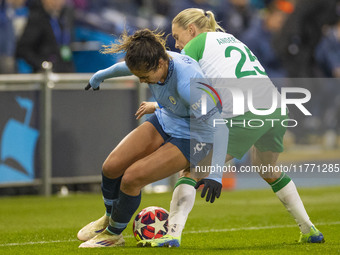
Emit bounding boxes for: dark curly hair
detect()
[101,29,169,72]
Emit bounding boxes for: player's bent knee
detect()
[102,157,125,179]
[121,169,145,192]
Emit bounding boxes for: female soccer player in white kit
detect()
[137,8,324,247]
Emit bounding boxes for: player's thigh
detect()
[103,121,164,178]
[252,146,280,165]
[122,142,190,191]
[253,121,285,181]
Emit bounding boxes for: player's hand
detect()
[135,101,157,120]
[195,178,222,203]
[85,82,100,91]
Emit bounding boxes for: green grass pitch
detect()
[0,186,339,255]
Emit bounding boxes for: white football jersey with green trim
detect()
[183,32,281,118]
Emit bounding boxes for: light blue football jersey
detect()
[90,51,228,180]
[151,51,215,141]
[91,51,217,140]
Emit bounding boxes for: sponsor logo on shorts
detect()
[193,142,206,155]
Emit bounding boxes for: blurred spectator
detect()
[241,0,293,78]
[316,18,340,78]
[271,0,340,142]
[315,18,340,135]
[273,0,340,77]
[168,0,218,15]
[16,0,75,73]
[250,0,273,9]
[72,0,144,36]
[150,0,171,17]
[7,0,27,36]
[217,0,255,39]
[70,0,88,10]
[0,0,27,73]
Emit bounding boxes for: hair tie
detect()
[204,11,208,17]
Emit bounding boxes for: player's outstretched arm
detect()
[85,61,132,90]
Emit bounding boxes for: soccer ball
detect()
[133,206,169,241]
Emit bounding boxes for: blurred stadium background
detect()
[0,0,339,196]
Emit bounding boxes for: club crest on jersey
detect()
[169,96,177,105]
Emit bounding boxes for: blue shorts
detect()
[146,114,212,166]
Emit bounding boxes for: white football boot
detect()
[77,214,109,241]
[79,230,125,248]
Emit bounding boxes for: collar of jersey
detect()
[157,58,174,86]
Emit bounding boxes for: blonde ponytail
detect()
[172,8,225,32]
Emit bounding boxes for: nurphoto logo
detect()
[198,84,311,128]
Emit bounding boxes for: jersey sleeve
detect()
[89,61,133,89]
[205,111,229,183]
[182,32,207,62]
[177,73,228,183]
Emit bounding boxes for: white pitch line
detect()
[185,221,340,234]
[0,239,79,247]
[1,221,339,247]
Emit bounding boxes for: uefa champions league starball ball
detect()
[133,206,169,241]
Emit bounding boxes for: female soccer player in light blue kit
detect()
[77,29,228,248]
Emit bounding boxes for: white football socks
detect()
[275,180,313,234]
[168,178,196,237]
[168,174,313,238]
